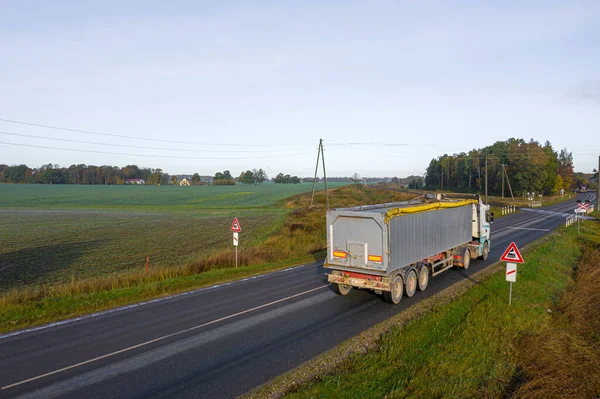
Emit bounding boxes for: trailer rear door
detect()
[327,211,387,272]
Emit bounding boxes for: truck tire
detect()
[383,275,403,304]
[463,248,471,270]
[479,241,489,260]
[418,266,429,291]
[332,283,351,296]
[405,270,417,297]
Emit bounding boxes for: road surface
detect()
[0,192,596,399]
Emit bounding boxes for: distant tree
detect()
[238,170,255,185]
[253,168,267,184]
[410,177,423,189]
[192,173,201,185]
[3,164,29,183]
[391,176,399,185]
[352,173,361,188]
[213,170,236,185]
[273,173,285,183]
[553,174,564,195]
[558,148,575,190]
[171,175,178,185]
[273,172,301,184]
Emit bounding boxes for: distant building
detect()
[180,178,191,186]
[125,179,145,185]
[200,176,213,184]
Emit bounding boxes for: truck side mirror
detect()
[490,212,495,223]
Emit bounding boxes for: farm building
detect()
[180,178,191,186]
[125,179,145,185]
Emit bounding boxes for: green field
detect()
[0,182,344,209]
[0,183,343,291]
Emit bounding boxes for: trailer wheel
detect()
[383,275,403,304]
[405,270,417,297]
[332,283,351,296]
[463,248,471,270]
[479,241,489,261]
[418,266,429,291]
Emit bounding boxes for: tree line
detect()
[423,138,591,196]
[0,164,320,186]
[0,163,176,185]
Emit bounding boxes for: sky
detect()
[1,0,599,178]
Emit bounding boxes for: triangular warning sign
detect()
[230,217,241,232]
[500,241,524,263]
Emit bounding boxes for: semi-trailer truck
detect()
[325,194,493,304]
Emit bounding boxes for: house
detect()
[125,179,145,185]
[180,178,191,186]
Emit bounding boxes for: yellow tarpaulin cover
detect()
[384,199,478,224]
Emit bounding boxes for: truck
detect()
[325,194,493,304]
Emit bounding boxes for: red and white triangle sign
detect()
[230,217,241,232]
[500,241,524,263]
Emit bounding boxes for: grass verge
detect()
[244,216,599,399]
[0,252,324,335]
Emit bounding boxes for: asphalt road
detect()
[0,192,596,399]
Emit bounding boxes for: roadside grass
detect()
[284,218,598,399]
[513,228,600,399]
[0,185,416,334]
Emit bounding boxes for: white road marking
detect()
[1,285,328,391]
[507,227,550,232]
[0,262,315,340]
[11,290,336,399]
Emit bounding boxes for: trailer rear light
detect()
[368,255,383,263]
[333,251,347,258]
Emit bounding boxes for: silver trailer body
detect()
[326,201,474,275]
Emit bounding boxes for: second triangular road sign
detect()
[500,241,524,263]
[230,217,241,232]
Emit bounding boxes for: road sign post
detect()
[230,218,242,267]
[233,232,239,267]
[575,202,589,236]
[500,242,524,305]
[506,263,517,305]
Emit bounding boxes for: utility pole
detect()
[485,153,488,205]
[310,139,329,209]
[504,165,515,201]
[597,155,599,211]
[501,164,505,199]
[440,165,444,191]
[310,140,321,207]
[320,140,330,209]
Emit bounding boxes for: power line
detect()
[0,131,314,153]
[0,141,313,160]
[328,142,435,147]
[0,118,314,147]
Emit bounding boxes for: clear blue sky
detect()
[1,1,599,177]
